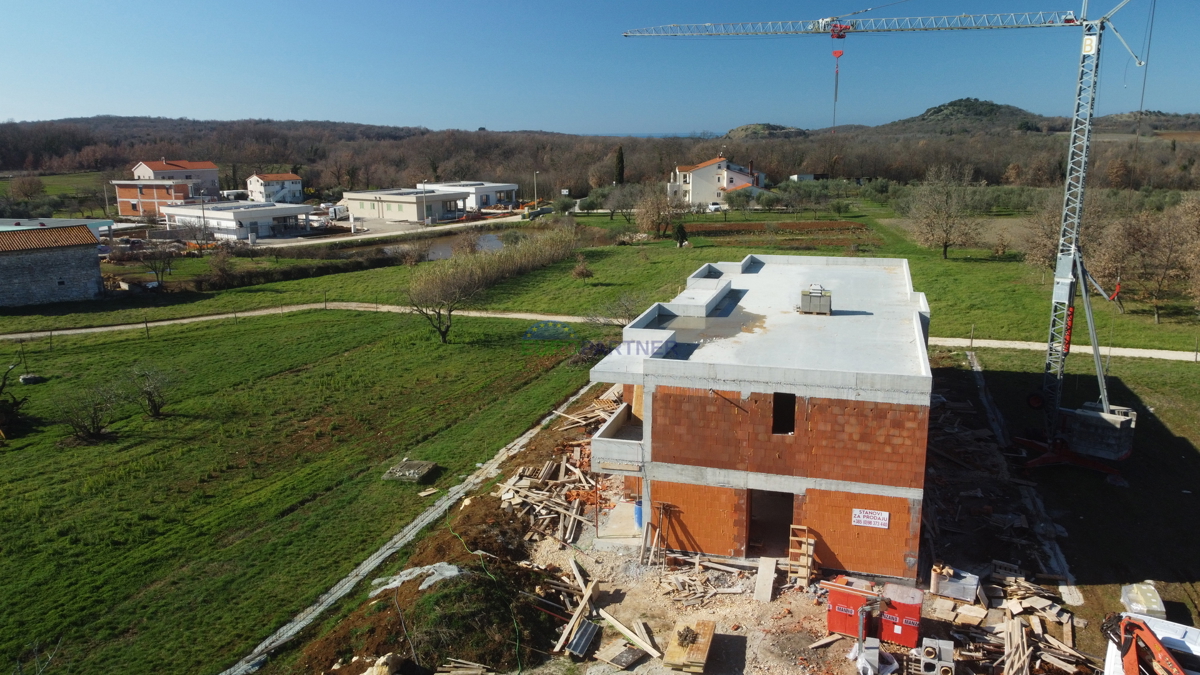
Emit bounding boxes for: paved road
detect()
[3,305,1197,363]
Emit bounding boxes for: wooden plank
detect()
[754,558,777,602]
[597,608,662,659]
[1062,614,1075,648]
[700,561,741,574]
[1029,615,1044,636]
[684,620,716,666]
[570,559,589,593]
[1040,654,1081,674]
[595,640,645,670]
[553,580,597,653]
[662,620,692,667]
[809,634,845,649]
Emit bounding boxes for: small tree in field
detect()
[909,165,980,259]
[755,191,781,213]
[406,260,483,343]
[57,383,122,443]
[635,190,683,237]
[9,176,45,201]
[139,248,174,285]
[128,364,172,418]
[724,190,753,215]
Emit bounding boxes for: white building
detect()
[132,160,220,196]
[415,181,518,210]
[247,173,304,203]
[159,202,313,242]
[667,156,767,206]
[342,188,470,223]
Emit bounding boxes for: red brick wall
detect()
[651,387,927,490]
[795,489,921,579]
[650,480,746,558]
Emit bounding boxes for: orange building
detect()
[111,160,220,218]
[588,255,931,579]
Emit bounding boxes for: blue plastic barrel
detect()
[633,500,643,528]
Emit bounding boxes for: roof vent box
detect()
[798,284,832,315]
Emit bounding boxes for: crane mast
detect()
[625,3,1144,461]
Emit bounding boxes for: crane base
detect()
[1014,437,1129,486]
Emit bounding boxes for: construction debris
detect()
[492,460,609,545]
[436,658,498,675]
[382,459,439,483]
[552,387,622,432]
[662,619,715,673]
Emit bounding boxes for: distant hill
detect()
[1094,110,1200,133]
[725,123,807,140]
[865,98,1069,135]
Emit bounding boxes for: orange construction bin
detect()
[880,583,924,648]
[821,576,880,637]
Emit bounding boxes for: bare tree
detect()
[176,217,213,248]
[406,260,483,343]
[585,292,649,327]
[139,248,174,285]
[909,165,980,259]
[128,364,172,418]
[1093,209,1196,324]
[9,175,45,201]
[635,189,684,237]
[604,184,640,223]
[0,363,30,441]
[57,383,122,442]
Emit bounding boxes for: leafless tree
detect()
[56,383,122,442]
[586,292,649,327]
[604,184,641,223]
[0,363,30,441]
[1093,208,1196,324]
[909,165,980,259]
[175,217,214,248]
[9,175,45,201]
[635,189,684,237]
[128,364,172,418]
[406,260,483,343]
[139,248,174,285]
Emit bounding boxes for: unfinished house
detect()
[589,255,931,580]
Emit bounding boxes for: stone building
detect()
[589,255,931,579]
[0,225,102,307]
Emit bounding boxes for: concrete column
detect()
[640,384,655,524]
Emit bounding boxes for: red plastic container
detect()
[822,575,880,637]
[880,583,924,648]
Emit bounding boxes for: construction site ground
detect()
[262,349,1199,675]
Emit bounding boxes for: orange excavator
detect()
[1103,614,1189,675]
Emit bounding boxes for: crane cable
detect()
[1133,0,1157,154]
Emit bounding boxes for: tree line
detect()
[2,117,1198,205]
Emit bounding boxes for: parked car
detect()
[707,202,725,212]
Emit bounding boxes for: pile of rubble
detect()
[492,461,607,545]
[930,561,1096,675]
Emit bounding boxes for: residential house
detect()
[132,160,219,195]
[0,225,102,307]
[341,188,469,223]
[588,255,931,580]
[667,156,767,207]
[247,173,304,204]
[415,181,518,209]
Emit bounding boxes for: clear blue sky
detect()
[0,0,1192,134]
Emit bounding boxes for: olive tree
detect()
[909,165,980,259]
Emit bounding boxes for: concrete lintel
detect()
[647,462,924,501]
[638,368,931,407]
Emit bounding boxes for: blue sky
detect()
[0,0,1192,134]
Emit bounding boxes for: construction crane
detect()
[625,2,1144,472]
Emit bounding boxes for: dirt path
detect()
[4,305,1196,363]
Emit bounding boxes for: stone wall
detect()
[0,245,102,307]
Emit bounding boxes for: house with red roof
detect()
[666,155,767,207]
[111,159,220,219]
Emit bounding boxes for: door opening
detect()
[747,489,794,559]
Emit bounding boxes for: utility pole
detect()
[534,171,540,207]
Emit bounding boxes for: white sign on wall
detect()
[852,508,890,529]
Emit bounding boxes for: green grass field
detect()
[0,311,595,674]
[0,171,105,197]
[2,208,1197,350]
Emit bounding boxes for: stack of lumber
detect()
[662,620,715,673]
[659,562,746,607]
[554,440,592,472]
[493,461,603,544]
[938,561,1096,675]
[553,387,622,431]
[436,659,497,675]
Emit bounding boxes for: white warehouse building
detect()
[416,181,518,210]
[159,202,314,242]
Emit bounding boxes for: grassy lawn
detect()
[101,254,335,286]
[957,347,1200,653]
[3,207,1197,350]
[0,311,595,675]
[0,171,106,197]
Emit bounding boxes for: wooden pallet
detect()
[785,525,817,585]
[662,620,715,673]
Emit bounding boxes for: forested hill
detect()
[1,99,1196,194]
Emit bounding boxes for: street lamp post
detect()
[534,171,539,207]
[419,181,427,226]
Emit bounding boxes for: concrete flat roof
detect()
[159,202,312,216]
[344,188,470,200]
[591,254,932,406]
[0,218,114,232]
[417,181,517,191]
